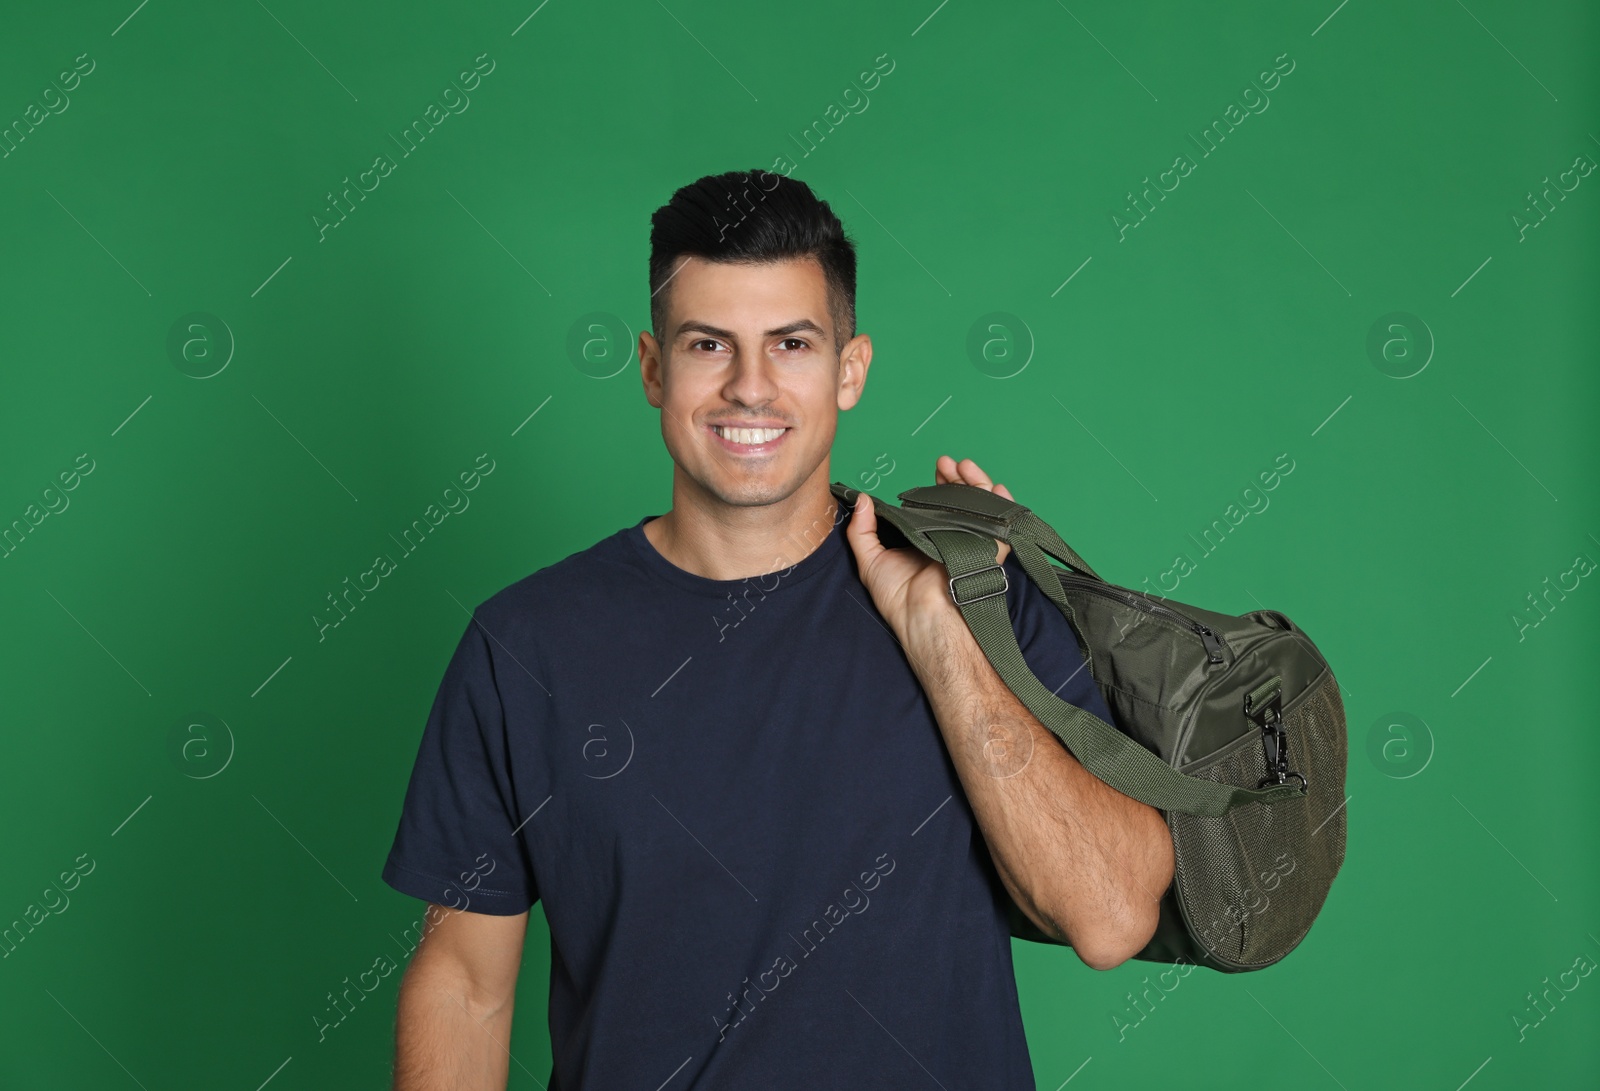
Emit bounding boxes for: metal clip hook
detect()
[1244,687,1307,791]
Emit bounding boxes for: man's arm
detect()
[393,905,528,1089]
[902,597,1175,971]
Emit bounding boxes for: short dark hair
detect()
[648,169,857,351]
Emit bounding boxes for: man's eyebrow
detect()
[673,319,828,342]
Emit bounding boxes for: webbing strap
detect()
[836,483,1309,817]
[896,483,1104,581]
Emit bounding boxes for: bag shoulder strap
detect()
[895,483,1105,583]
[831,482,1307,817]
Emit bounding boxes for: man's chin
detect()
[696,470,803,510]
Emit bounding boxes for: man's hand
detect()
[847,455,1173,967]
[845,455,1012,644]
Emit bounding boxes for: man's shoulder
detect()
[473,522,639,630]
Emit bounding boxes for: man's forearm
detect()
[393,967,515,1090]
[904,598,1174,970]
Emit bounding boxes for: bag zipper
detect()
[1058,573,1227,664]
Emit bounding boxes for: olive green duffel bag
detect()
[829,480,1348,973]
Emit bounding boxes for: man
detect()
[381,169,1174,1089]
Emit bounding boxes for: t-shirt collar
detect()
[624,498,849,598]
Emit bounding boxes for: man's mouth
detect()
[708,424,791,453]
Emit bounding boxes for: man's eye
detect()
[686,337,809,353]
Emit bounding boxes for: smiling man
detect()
[381,168,1174,1090]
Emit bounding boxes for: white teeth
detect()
[714,426,786,445]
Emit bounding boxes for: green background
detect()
[2,0,1596,1086]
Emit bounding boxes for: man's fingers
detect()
[844,490,885,567]
[933,457,1011,502]
[919,459,1014,565]
[936,455,995,490]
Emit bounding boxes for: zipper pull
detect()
[1195,624,1225,664]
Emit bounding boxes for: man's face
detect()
[639,255,870,510]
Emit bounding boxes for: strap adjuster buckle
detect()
[948,563,1008,607]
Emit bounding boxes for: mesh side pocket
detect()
[1170,669,1348,969]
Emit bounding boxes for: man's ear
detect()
[639,331,663,408]
[836,332,872,412]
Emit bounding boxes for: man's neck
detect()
[642,478,843,582]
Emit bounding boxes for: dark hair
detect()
[648,169,857,351]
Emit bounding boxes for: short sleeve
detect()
[1002,551,1117,729]
[381,610,538,915]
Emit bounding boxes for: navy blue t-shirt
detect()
[381,495,1115,1090]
